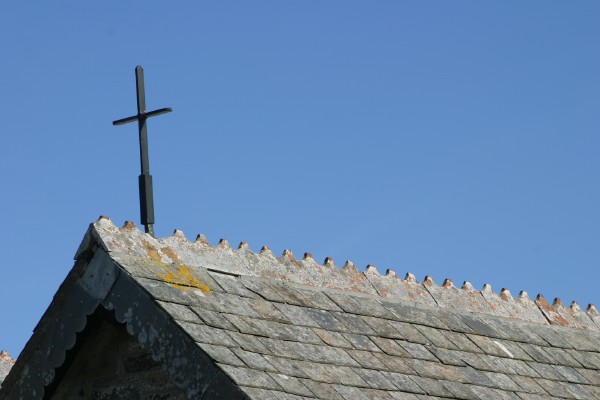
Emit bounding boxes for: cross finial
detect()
[113,65,172,237]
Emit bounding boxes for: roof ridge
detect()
[79,216,600,332]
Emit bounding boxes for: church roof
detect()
[2,216,600,399]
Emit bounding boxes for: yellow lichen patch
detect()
[142,241,162,262]
[157,264,211,295]
[161,246,180,262]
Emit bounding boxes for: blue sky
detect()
[1,2,599,357]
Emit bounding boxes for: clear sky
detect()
[1,2,599,357]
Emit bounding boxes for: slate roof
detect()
[2,216,600,399]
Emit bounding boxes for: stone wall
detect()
[0,351,14,388]
[49,318,187,400]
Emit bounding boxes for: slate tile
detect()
[533,325,575,349]
[414,325,458,349]
[469,386,521,400]
[352,368,397,390]
[298,361,368,386]
[379,372,426,394]
[347,350,388,370]
[543,346,583,368]
[490,339,523,359]
[240,277,286,302]
[409,376,455,397]
[439,381,481,400]
[497,340,534,362]
[232,348,278,372]
[509,375,549,396]
[371,337,412,357]
[304,309,348,331]
[373,353,418,375]
[482,355,518,375]
[209,272,260,298]
[285,342,359,367]
[386,321,429,344]
[576,368,600,385]
[396,341,438,361]
[332,384,370,400]
[405,359,469,382]
[567,331,599,352]
[417,395,450,400]
[267,373,314,397]
[380,300,449,329]
[457,315,500,338]
[197,343,245,367]
[209,292,262,318]
[327,292,396,319]
[249,318,323,344]
[342,333,381,352]
[443,331,484,354]
[462,366,496,387]
[157,300,203,323]
[517,343,556,364]
[537,379,577,399]
[501,358,540,378]
[582,352,600,369]
[259,337,301,359]
[562,382,596,400]
[362,316,405,339]
[585,384,600,399]
[192,308,238,330]
[334,312,377,335]
[527,361,567,381]
[312,328,353,349]
[264,355,311,379]
[300,379,345,400]
[481,371,522,391]
[224,314,267,336]
[219,364,284,390]
[427,347,467,367]
[489,318,542,344]
[138,278,200,306]
[515,393,555,400]
[228,331,273,354]
[176,321,237,347]
[271,284,341,311]
[241,386,281,400]
[552,365,588,384]
[432,309,477,334]
[273,303,320,328]
[467,334,510,357]
[566,349,600,369]
[510,323,550,347]
[273,392,307,400]
[248,297,291,323]
[460,352,494,371]
[388,392,420,399]
[361,388,397,399]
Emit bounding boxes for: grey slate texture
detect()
[2,216,600,399]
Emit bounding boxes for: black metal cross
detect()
[113,65,172,237]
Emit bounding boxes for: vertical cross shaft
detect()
[113,65,172,237]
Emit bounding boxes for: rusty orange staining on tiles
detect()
[122,220,137,229]
[157,264,211,295]
[161,246,180,262]
[142,240,162,263]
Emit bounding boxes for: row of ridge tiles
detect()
[84,217,600,331]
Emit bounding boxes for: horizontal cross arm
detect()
[112,107,172,126]
[144,107,173,119]
[112,115,139,126]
